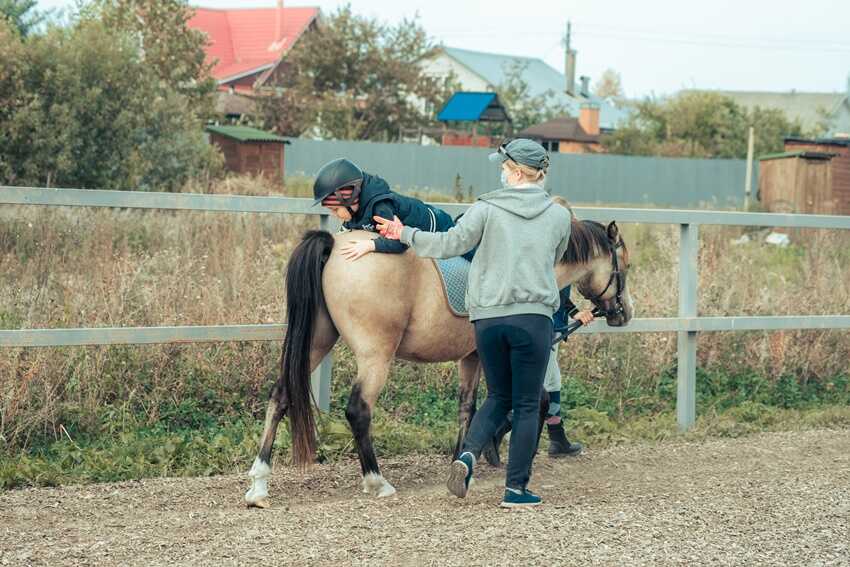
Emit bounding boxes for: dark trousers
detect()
[462,314,552,489]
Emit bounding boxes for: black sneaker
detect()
[500,487,542,508]
[547,422,583,457]
[447,451,475,498]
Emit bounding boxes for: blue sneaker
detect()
[447,452,475,498]
[500,487,542,508]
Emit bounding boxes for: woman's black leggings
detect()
[462,314,552,489]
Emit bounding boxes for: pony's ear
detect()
[607,221,620,241]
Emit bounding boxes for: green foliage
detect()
[0,0,45,37]
[4,346,848,490]
[259,5,454,140]
[0,6,221,190]
[489,59,570,135]
[603,91,806,159]
[96,0,217,111]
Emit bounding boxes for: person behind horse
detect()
[487,262,591,459]
[375,138,569,508]
[313,158,473,262]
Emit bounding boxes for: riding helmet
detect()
[312,158,364,206]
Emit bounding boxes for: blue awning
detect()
[437,92,510,123]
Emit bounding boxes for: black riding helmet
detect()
[312,158,365,207]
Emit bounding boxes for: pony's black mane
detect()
[563,219,613,264]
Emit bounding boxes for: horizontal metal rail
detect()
[3,316,850,348]
[3,184,850,423]
[5,186,850,229]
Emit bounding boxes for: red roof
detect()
[188,6,319,84]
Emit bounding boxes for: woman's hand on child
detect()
[340,239,376,261]
[373,215,404,240]
[575,310,595,325]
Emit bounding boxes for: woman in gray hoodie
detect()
[374,138,570,507]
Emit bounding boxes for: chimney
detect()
[565,21,577,96]
[274,0,284,48]
[579,75,590,98]
[579,103,600,136]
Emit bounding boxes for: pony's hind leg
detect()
[245,320,338,508]
[453,351,481,459]
[346,355,396,498]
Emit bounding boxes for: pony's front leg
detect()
[346,359,396,497]
[454,351,481,458]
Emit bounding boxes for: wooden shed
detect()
[206,125,290,183]
[757,137,850,215]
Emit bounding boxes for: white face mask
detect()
[500,169,510,187]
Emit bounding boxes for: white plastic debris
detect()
[731,234,751,246]
[765,232,790,247]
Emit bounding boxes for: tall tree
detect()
[492,60,571,134]
[0,0,45,37]
[258,6,454,140]
[0,15,220,190]
[95,0,217,112]
[593,68,625,102]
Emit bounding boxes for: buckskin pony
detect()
[245,217,633,508]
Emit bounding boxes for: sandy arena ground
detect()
[2,429,849,566]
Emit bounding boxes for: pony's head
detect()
[562,219,634,327]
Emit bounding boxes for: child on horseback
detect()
[312,158,472,261]
[375,138,569,508]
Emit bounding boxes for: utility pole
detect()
[744,126,755,210]
[565,21,576,96]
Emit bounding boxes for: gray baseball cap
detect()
[489,138,550,170]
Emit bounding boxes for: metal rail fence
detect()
[3,186,850,428]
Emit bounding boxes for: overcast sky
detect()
[37,0,850,97]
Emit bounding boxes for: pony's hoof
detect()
[244,483,270,509]
[246,497,271,509]
[362,472,397,498]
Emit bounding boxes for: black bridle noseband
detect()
[585,239,627,319]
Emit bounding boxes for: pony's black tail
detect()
[280,230,334,468]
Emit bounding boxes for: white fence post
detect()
[310,213,334,412]
[677,223,699,430]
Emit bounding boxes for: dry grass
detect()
[1,175,849,452]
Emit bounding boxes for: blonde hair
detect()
[504,159,547,184]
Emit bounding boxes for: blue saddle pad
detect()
[434,256,470,317]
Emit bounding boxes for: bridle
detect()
[583,239,628,319]
[553,231,629,345]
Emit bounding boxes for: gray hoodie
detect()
[400,185,571,322]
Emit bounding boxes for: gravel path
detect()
[2,429,849,566]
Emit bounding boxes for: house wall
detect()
[420,53,490,92]
[210,134,284,183]
[786,141,850,215]
[558,141,604,154]
[210,134,242,172]
[759,157,833,215]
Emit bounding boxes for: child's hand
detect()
[340,239,376,261]
[575,310,595,325]
[373,215,404,240]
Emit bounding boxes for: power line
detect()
[429,26,850,54]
